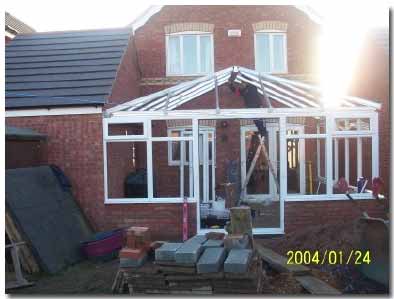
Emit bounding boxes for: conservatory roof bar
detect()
[107,66,381,114]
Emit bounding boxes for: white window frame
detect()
[103,109,379,236]
[103,117,196,204]
[254,30,288,74]
[165,31,214,76]
[167,127,215,166]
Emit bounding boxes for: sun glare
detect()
[319,23,366,108]
[317,4,387,108]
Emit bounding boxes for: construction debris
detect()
[113,249,263,295]
[256,245,310,275]
[296,275,341,295]
[112,231,264,295]
[119,227,151,268]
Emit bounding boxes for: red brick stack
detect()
[119,227,151,268]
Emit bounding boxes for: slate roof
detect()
[5,27,132,109]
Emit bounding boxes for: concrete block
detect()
[202,239,224,249]
[175,241,203,264]
[120,254,147,268]
[224,249,252,273]
[187,234,207,245]
[223,234,251,250]
[205,232,225,240]
[155,242,183,261]
[197,247,227,273]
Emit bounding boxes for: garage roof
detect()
[5,27,132,109]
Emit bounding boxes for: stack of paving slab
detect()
[117,235,264,294]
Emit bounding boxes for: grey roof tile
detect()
[5,27,131,108]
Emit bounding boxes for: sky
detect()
[4,1,389,32]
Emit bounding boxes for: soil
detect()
[256,219,389,294]
[7,219,388,295]
[7,259,119,295]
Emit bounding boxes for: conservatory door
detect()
[179,128,215,203]
[241,124,305,200]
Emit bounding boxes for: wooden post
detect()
[229,206,253,246]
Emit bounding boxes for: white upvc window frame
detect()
[254,30,288,74]
[167,126,215,166]
[165,31,214,76]
[103,117,196,204]
[104,108,379,205]
[104,108,379,235]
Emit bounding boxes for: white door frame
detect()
[240,123,306,200]
[169,126,216,203]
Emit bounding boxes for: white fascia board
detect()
[6,106,103,117]
[130,5,163,33]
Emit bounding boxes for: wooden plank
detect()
[255,245,310,275]
[5,211,40,273]
[296,275,341,295]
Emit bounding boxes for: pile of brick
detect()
[118,227,151,268]
[113,233,264,294]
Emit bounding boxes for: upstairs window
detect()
[255,32,287,74]
[166,33,214,76]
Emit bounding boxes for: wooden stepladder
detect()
[240,134,280,203]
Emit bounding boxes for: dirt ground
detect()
[7,219,388,295]
[7,259,119,295]
[256,218,389,294]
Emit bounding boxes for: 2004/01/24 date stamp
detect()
[287,250,371,265]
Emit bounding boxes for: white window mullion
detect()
[269,34,274,73]
[146,121,154,200]
[344,119,350,182]
[371,113,379,179]
[180,35,184,74]
[326,114,333,195]
[210,34,214,73]
[356,118,363,179]
[197,35,201,74]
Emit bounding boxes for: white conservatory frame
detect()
[103,66,381,234]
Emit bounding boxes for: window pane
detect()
[168,36,181,74]
[255,33,270,73]
[200,35,212,73]
[107,142,147,198]
[108,123,144,136]
[272,35,285,72]
[153,141,193,198]
[183,35,198,74]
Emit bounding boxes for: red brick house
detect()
[5,6,388,240]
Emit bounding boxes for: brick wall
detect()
[285,199,387,233]
[107,33,141,109]
[5,139,47,169]
[135,5,320,79]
